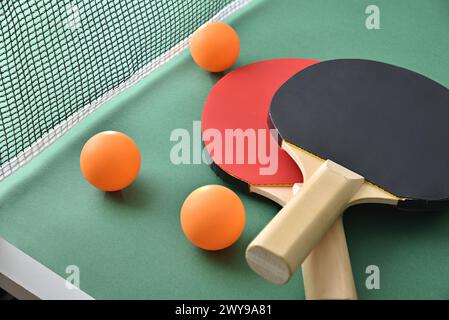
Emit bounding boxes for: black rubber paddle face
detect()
[270,59,449,206]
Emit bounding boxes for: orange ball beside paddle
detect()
[180,185,245,251]
[190,22,240,72]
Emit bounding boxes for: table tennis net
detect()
[0,0,251,181]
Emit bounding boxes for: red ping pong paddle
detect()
[247,59,449,285]
[201,59,357,299]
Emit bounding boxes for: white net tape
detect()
[0,0,253,181]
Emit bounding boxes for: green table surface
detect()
[1,0,449,299]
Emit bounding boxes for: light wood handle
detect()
[246,160,364,285]
[302,216,357,299]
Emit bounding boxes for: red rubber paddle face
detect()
[202,58,318,187]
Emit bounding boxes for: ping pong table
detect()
[1,0,449,299]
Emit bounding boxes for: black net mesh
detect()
[0,0,244,178]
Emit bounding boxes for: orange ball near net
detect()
[181,185,246,251]
[190,22,240,72]
[80,131,141,192]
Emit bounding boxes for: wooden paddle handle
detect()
[246,160,364,285]
[294,184,357,299]
[301,216,356,299]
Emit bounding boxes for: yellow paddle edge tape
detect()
[283,140,400,200]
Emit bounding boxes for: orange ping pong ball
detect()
[190,22,240,72]
[80,131,141,192]
[180,185,245,251]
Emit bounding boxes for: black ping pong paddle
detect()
[246,59,449,284]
